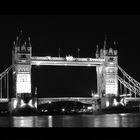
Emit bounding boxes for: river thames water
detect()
[0,113,140,127]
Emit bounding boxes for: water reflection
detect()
[94,114,121,127]
[48,116,53,127]
[12,116,38,127]
[12,116,53,127]
[0,117,11,127]
[1,113,140,127]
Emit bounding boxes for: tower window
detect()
[20,55,26,59]
[108,57,114,62]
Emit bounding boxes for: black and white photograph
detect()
[0,9,140,129]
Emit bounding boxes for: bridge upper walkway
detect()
[31,56,105,66]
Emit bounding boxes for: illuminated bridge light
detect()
[36,61,41,66]
[48,101,51,104]
[34,101,37,108]
[13,99,18,109]
[113,98,119,106]
[120,98,124,106]
[46,56,51,60]
[20,99,26,107]
[106,100,109,107]
[62,108,65,112]
[28,100,34,108]
[13,71,16,74]
[66,56,74,61]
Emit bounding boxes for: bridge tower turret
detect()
[96,41,118,109]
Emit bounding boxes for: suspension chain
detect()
[0,65,14,99]
[0,65,13,78]
[118,76,140,96]
[118,65,140,89]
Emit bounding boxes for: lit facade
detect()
[96,44,118,98]
[16,73,31,93]
[12,32,32,96]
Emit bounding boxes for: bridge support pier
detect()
[8,94,37,115]
[92,100,101,111]
[100,95,116,109]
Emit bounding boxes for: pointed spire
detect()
[15,36,19,47]
[17,29,23,46]
[24,41,27,46]
[16,30,22,47]
[100,48,103,58]
[103,35,107,50]
[28,36,31,47]
[114,41,116,46]
[113,41,117,55]
[109,47,113,55]
[20,30,22,36]
[35,87,37,95]
[113,41,117,49]
[16,36,18,41]
[13,41,16,51]
[96,44,99,52]
[103,36,107,57]
[13,41,15,45]
[96,44,99,58]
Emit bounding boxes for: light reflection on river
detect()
[1,113,140,127]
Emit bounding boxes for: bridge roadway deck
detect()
[37,97,99,105]
[124,97,140,101]
[31,56,105,66]
[1,97,140,103]
[0,99,9,103]
[0,97,99,104]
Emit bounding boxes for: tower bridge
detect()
[0,32,140,115]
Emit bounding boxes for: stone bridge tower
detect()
[9,31,37,115]
[12,31,32,98]
[96,41,118,109]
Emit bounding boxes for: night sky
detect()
[0,14,140,97]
